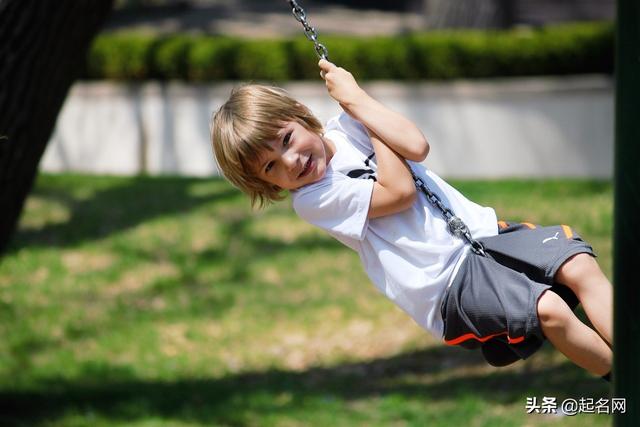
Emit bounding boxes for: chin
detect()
[313,163,327,180]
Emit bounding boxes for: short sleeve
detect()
[292,174,374,241]
[324,112,372,157]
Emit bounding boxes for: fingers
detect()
[318,58,336,71]
[319,59,337,80]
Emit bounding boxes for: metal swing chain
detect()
[287,0,329,60]
[285,1,484,257]
[411,170,488,257]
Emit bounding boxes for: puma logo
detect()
[542,232,560,244]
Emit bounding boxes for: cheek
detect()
[307,135,323,152]
[267,173,284,186]
[273,169,290,185]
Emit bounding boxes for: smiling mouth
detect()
[298,156,312,178]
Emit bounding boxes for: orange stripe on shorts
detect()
[561,225,574,239]
[521,222,536,229]
[445,331,525,346]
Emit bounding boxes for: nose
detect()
[282,150,299,172]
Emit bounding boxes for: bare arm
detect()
[319,59,429,162]
[319,59,425,218]
[367,129,417,218]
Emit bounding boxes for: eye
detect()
[283,131,292,147]
[265,161,275,173]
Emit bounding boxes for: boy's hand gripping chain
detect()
[287,0,329,60]
[286,1,483,256]
[411,171,488,257]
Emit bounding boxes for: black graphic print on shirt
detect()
[347,153,377,181]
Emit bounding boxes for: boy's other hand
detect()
[318,59,365,110]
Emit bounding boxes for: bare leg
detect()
[537,290,612,376]
[555,253,613,346]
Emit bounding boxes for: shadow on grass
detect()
[2,176,350,376]
[4,177,613,425]
[10,176,239,251]
[0,345,609,426]
[10,175,344,270]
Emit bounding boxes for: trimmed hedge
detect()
[85,22,613,81]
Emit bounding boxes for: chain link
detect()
[286,2,482,255]
[413,174,487,257]
[287,0,329,60]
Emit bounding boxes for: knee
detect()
[555,253,600,291]
[537,290,571,330]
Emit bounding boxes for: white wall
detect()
[42,75,613,178]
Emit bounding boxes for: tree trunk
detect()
[0,0,113,253]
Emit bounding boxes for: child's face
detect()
[253,121,335,191]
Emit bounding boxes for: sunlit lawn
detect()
[0,174,613,426]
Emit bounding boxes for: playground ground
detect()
[0,174,613,426]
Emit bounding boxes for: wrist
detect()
[341,88,369,109]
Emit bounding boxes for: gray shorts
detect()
[440,221,595,366]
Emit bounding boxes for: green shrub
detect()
[541,23,613,75]
[321,36,368,79]
[360,36,416,79]
[289,36,322,79]
[152,35,195,80]
[188,37,240,81]
[233,39,290,81]
[88,33,157,80]
[410,32,465,79]
[86,22,613,81]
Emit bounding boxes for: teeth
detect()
[300,157,311,177]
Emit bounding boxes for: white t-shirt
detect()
[291,112,498,337]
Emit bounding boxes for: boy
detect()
[211,59,613,380]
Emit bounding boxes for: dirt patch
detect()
[62,250,117,274]
[103,261,178,297]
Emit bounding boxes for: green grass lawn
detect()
[0,174,614,426]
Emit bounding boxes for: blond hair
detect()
[211,84,324,207]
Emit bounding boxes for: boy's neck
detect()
[322,135,337,164]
